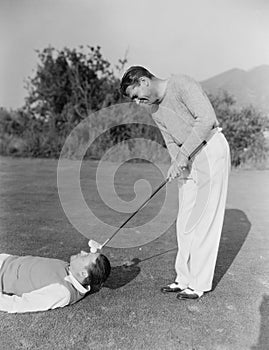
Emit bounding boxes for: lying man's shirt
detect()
[0,254,90,313]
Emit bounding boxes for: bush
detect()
[59,103,166,162]
[209,92,269,167]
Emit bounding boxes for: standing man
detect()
[120,66,230,300]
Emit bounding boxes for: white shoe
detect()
[177,288,204,299]
[161,282,186,293]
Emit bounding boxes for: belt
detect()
[207,125,220,143]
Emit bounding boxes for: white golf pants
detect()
[175,130,230,292]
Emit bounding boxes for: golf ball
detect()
[90,247,98,253]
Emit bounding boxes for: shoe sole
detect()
[176,293,200,300]
[161,289,182,293]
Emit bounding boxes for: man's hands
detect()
[167,152,189,181]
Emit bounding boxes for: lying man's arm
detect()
[0,284,70,313]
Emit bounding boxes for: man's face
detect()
[125,77,155,105]
[70,251,99,274]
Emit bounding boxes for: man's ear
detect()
[139,76,149,86]
[81,269,88,279]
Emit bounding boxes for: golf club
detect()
[88,140,207,253]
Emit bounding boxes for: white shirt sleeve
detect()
[0,283,71,313]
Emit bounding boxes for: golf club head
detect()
[88,239,102,253]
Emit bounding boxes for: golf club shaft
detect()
[102,178,168,247]
[102,141,207,248]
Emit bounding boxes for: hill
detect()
[201,65,269,115]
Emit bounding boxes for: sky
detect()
[1,0,269,109]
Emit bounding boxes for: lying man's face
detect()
[69,251,99,280]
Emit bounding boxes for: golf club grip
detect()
[103,141,206,247]
[188,140,207,160]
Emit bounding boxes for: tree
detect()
[25,46,122,130]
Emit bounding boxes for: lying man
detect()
[0,250,111,313]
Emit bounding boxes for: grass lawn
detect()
[0,156,268,350]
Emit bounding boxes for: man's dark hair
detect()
[84,254,111,290]
[120,66,155,96]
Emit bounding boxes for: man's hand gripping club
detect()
[167,152,190,181]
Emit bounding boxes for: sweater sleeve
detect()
[153,118,181,161]
[0,283,70,313]
[175,76,217,157]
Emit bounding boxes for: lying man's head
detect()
[69,251,111,290]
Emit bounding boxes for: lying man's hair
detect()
[84,254,111,290]
[120,66,155,96]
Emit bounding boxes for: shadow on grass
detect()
[104,209,251,290]
[212,208,251,289]
[251,294,269,350]
[104,264,141,289]
[104,248,179,289]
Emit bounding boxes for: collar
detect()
[65,270,91,294]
